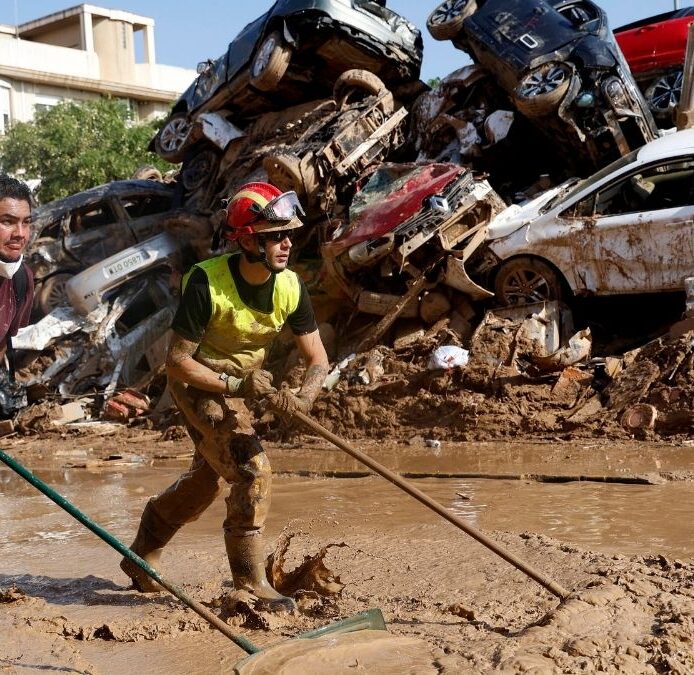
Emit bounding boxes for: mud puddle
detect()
[2,464,692,575]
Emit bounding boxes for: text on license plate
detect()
[105,251,147,278]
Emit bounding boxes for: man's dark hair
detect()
[0,174,32,206]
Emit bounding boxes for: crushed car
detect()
[469,128,694,305]
[321,161,506,323]
[262,69,409,221]
[426,0,659,174]
[26,180,210,316]
[615,7,694,124]
[151,0,422,164]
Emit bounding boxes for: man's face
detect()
[241,229,293,273]
[261,231,293,272]
[0,198,32,263]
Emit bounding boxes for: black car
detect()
[427,0,659,172]
[153,0,422,163]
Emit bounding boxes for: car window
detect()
[121,194,173,218]
[556,2,599,27]
[560,193,595,218]
[594,158,694,216]
[354,0,397,22]
[542,149,639,213]
[68,203,117,233]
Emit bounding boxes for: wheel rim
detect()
[160,117,190,153]
[502,268,552,304]
[518,65,568,98]
[182,151,217,190]
[42,275,71,311]
[252,35,277,77]
[430,0,469,26]
[648,71,683,112]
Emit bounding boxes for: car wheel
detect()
[514,63,572,117]
[645,69,683,121]
[131,165,163,182]
[493,257,563,306]
[36,272,73,315]
[250,31,292,92]
[154,113,197,163]
[263,154,309,199]
[333,69,390,111]
[427,0,477,41]
[181,149,219,191]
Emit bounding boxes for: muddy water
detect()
[271,438,694,477]
[2,456,692,580]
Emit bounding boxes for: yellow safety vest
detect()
[182,254,301,372]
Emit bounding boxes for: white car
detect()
[485,129,694,305]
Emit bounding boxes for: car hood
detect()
[487,180,577,240]
[324,163,464,256]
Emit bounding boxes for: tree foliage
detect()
[0,98,169,203]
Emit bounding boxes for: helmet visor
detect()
[261,191,305,222]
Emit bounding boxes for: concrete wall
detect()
[92,17,135,82]
[25,23,81,49]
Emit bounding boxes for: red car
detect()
[615,7,694,122]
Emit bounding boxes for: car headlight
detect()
[575,91,596,108]
[603,77,628,110]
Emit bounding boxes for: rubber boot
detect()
[225,533,297,613]
[120,504,172,593]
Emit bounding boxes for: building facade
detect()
[0,4,196,134]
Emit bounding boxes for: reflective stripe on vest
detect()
[183,254,301,371]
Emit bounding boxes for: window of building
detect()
[0,86,10,135]
[33,94,63,116]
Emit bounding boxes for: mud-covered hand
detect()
[239,369,276,398]
[272,385,312,418]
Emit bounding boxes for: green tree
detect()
[427,77,442,89]
[0,98,169,203]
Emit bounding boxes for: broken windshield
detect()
[542,148,639,213]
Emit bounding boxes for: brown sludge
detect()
[2,431,694,673]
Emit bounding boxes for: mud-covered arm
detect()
[294,328,329,408]
[165,332,228,394]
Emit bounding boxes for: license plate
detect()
[105,251,147,278]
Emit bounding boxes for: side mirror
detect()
[196,61,210,75]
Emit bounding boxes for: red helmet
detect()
[224,181,305,242]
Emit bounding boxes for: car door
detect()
[62,198,136,268]
[654,10,694,70]
[614,13,673,74]
[578,157,694,293]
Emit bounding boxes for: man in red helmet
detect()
[121,182,329,612]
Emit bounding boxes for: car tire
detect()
[250,31,292,92]
[132,165,163,182]
[36,272,73,315]
[493,257,564,306]
[182,149,219,192]
[645,69,683,122]
[514,63,572,117]
[427,0,477,41]
[263,154,309,199]
[154,113,198,163]
[333,69,389,110]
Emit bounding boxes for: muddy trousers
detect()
[140,382,272,550]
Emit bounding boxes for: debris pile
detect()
[5,2,694,442]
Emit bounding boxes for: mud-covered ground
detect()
[1,429,693,674]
